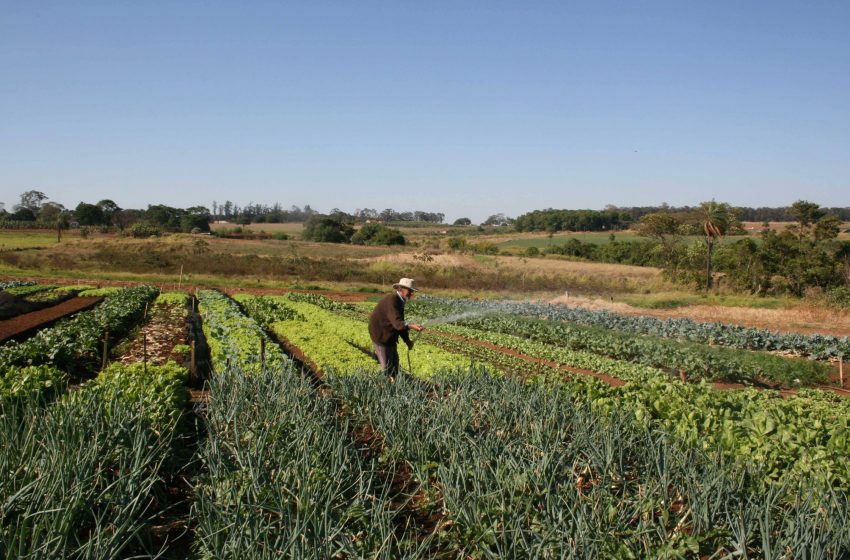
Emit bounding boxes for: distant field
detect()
[0,230,71,249]
[210,222,304,234]
[498,231,643,248]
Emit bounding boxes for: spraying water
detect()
[411,309,497,342]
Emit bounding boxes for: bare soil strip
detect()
[0,296,102,343]
[117,302,191,366]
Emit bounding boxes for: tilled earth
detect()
[0,296,102,342]
[118,302,190,365]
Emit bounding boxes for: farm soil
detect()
[117,303,191,366]
[0,296,101,342]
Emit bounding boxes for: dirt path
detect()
[549,295,850,337]
[0,296,102,342]
[117,302,191,366]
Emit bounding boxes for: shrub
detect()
[351,223,406,245]
[129,222,161,238]
[302,216,354,243]
[824,286,850,309]
[447,237,467,251]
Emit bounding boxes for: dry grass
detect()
[549,294,850,336]
[369,252,661,279]
[210,222,304,234]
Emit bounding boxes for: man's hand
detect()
[409,323,424,332]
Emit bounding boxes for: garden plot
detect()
[117,292,192,366]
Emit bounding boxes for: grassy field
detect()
[0,230,74,249]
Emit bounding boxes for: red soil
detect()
[0,296,102,343]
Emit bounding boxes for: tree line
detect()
[209,201,445,225]
[508,200,849,299]
[514,204,850,233]
[0,191,211,235]
[635,200,849,296]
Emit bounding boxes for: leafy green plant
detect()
[0,285,159,374]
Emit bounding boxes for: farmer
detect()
[368,277,424,378]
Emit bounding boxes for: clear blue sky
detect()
[1,1,848,223]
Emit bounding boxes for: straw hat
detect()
[393,278,417,291]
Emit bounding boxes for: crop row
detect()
[450,314,830,386]
[196,290,290,373]
[331,371,850,558]
[417,326,850,491]
[235,294,472,376]
[195,292,849,556]
[1,361,188,558]
[0,285,159,374]
[0,280,35,290]
[193,294,425,557]
[410,296,850,359]
[0,364,67,401]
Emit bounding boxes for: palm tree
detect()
[699,200,733,291]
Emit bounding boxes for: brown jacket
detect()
[368,292,411,346]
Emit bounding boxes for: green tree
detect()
[302,215,354,243]
[37,202,65,225]
[453,217,472,226]
[17,190,48,213]
[636,212,682,279]
[696,200,735,291]
[74,202,106,226]
[788,200,825,241]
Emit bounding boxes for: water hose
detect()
[406,323,427,375]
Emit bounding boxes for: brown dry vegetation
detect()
[549,294,850,337]
[2,229,846,336]
[0,233,664,295]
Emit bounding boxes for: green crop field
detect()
[1,276,849,558]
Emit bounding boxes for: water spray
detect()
[405,309,498,374]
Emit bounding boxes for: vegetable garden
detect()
[0,282,848,558]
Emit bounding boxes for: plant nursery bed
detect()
[0,296,102,343]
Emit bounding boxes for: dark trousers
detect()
[373,343,400,377]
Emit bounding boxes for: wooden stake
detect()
[840,357,844,387]
[143,302,149,319]
[260,338,266,368]
[190,340,197,382]
[680,369,687,383]
[178,265,184,290]
[101,330,109,371]
[143,333,147,374]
